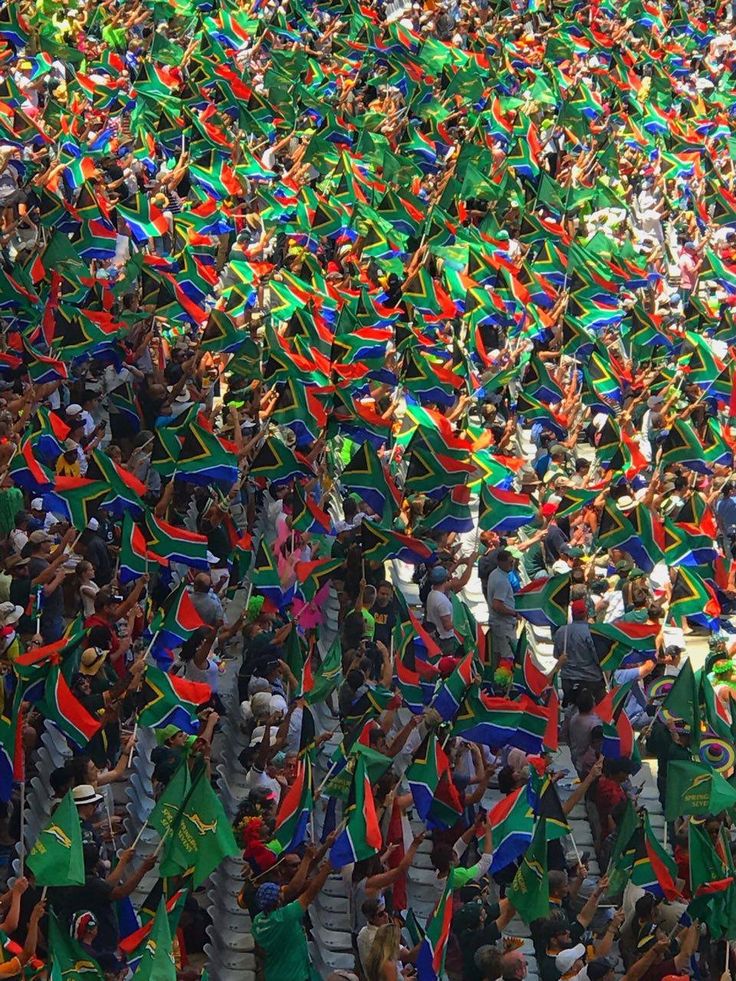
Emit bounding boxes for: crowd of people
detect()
[0,0,734,976]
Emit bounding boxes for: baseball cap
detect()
[430,566,449,584]
[31,498,44,511]
[453,901,483,932]
[28,530,53,545]
[570,599,587,617]
[584,960,613,981]
[555,944,586,974]
[66,403,83,416]
[561,545,584,558]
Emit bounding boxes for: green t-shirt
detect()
[361,608,375,639]
[252,901,310,981]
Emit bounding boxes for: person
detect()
[371,581,397,648]
[357,897,391,974]
[487,550,520,664]
[424,566,459,655]
[568,688,602,775]
[75,561,100,618]
[81,519,113,587]
[553,600,605,703]
[49,844,156,954]
[250,861,333,981]
[189,573,225,627]
[363,922,405,981]
[26,529,75,643]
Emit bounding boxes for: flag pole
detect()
[315,759,341,797]
[131,819,150,849]
[105,796,116,846]
[152,825,171,858]
[127,723,138,768]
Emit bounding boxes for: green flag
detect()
[304,636,342,704]
[48,914,104,981]
[687,820,734,936]
[148,758,192,840]
[27,789,84,886]
[131,898,176,981]
[664,760,736,821]
[160,761,239,886]
[606,800,638,895]
[507,817,549,923]
[661,659,700,746]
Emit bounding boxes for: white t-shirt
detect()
[426,588,454,639]
[243,766,281,799]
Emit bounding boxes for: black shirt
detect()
[50,875,117,953]
[28,557,63,616]
[86,534,113,586]
[372,600,396,647]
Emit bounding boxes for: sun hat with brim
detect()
[72,784,103,807]
[4,555,29,570]
[616,495,636,511]
[0,603,23,625]
[79,647,108,676]
[256,882,281,912]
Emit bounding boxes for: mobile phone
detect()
[580,850,590,865]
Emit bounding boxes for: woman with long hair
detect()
[363,923,404,981]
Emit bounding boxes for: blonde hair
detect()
[364,923,400,981]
